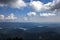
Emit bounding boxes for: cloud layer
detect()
[0,0,60,11]
[0,12,57,22]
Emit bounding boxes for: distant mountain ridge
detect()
[0,22,60,40]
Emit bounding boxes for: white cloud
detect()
[0,0,27,9]
[0,15,4,20]
[40,13,56,17]
[29,1,52,11]
[29,0,60,11]
[44,2,52,10]
[27,12,36,16]
[30,1,44,11]
[6,13,17,20]
[9,0,27,9]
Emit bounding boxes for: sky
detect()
[0,0,60,22]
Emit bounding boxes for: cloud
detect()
[9,0,27,9]
[29,1,51,11]
[0,14,4,20]
[0,0,60,11]
[0,0,16,3]
[30,1,44,11]
[0,13,59,23]
[27,12,36,16]
[40,13,56,17]
[0,0,15,7]
[50,0,60,10]
[5,13,17,20]
[0,0,27,9]
[29,0,60,11]
[0,4,6,7]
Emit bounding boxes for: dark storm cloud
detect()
[50,0,60,10]
[51,3,60,10]
[0,0,16,4]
